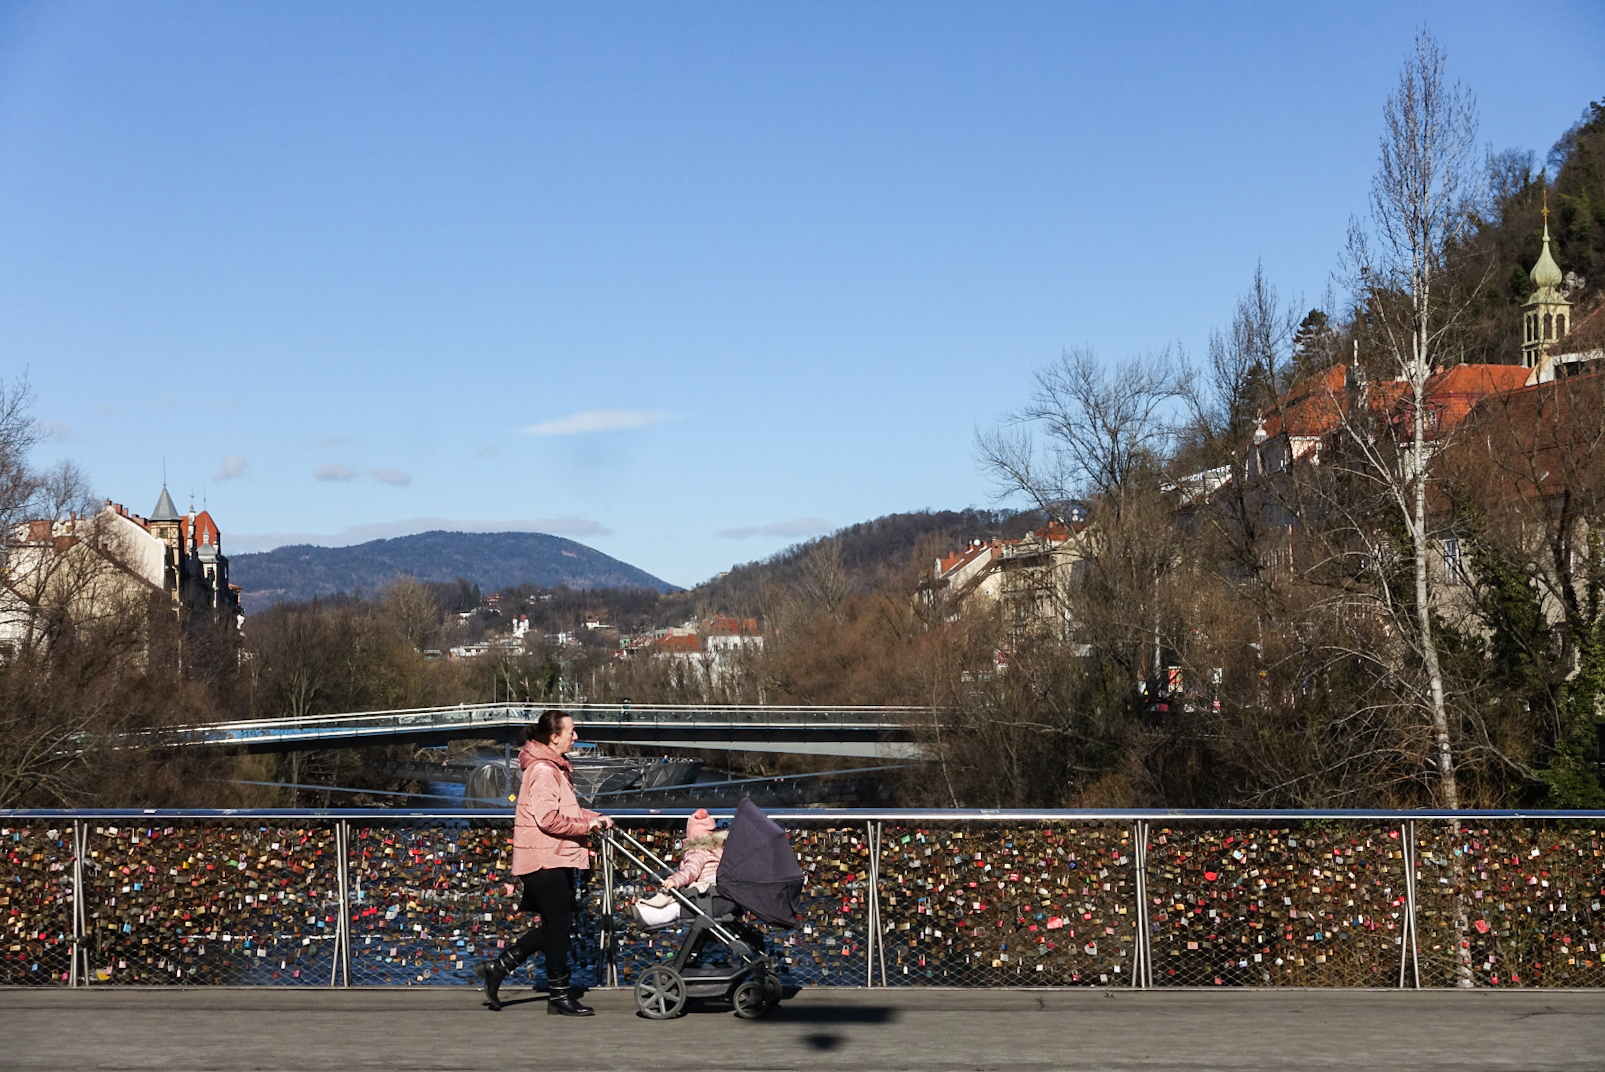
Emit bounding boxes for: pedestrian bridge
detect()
[132,702,931,758]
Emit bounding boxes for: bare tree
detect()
[1342,30,1481,810]
[980,346,1188,521]
[379,576,443,652]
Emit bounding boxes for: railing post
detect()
[1396,819,1422,989]
[336,819,353,987]
[600,834,618,987]
[1407,819,1421,989]
[863,821,877,987]
[1131,820,1151,989]
[70,820,86,987]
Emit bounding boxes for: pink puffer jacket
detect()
[511,741,600,875]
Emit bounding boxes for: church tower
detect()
[147,483,185,605]
[1522,194,1571,372]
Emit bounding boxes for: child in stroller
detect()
[631,808,726,929]
[603,799,804,1019]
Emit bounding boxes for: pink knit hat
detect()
[685,808,715,839]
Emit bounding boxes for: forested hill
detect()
[231,531,676,611]
[660,507,1043,619]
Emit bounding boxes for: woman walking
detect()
[476,710,613,1015]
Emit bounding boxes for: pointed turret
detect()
[150,484,181,522]
[1522,191,1572,377]
[1531,217,1564,294]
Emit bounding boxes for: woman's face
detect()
[548,716,578,753]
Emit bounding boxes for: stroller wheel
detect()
[732,978,768,1019]
[634,966,688,1020]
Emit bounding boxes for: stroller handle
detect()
[598,827,748,948]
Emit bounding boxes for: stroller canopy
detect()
[715,798,804,927]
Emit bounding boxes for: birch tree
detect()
[1343,31,1481,810]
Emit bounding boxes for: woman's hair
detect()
[526,709,571,745]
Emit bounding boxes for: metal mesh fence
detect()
[780,824,870,986]
[12,811,1605,988]
[1413,821,1605,988]
[80,822,340,985]
[1144,822,1409,987]
[347,819,603,988]
[875,822,1136,986]
[0,823,75,985]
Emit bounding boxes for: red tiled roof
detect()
[652,634,702,654]
[1437,371,1605,505]
[1259,365,1349,440]
[938,541,998,577]
[1379,364,1531,441]
[193,510,220,547]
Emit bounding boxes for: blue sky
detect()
[2,3,1601,588]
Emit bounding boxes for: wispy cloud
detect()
[718,517,833,540]
[311,434,350,447]
[519,409,671,436]
[313,463,358,482]
[213,455,247,481]
[97,403,121,417]
[370,467,412,486]
[229,516,614,553]
[41,420,72,441]
[476,444,502,457]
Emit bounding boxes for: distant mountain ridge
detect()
[231,530,676,611]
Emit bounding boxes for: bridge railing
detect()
[134,703,930,749]
[4,809,1602,989]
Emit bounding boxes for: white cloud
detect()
[229,516,615,553]
[313,463,358,482]
[718,517,834,539]
[370,467,412,486]
[213,455,247,481]
[41,420,72,441]
[519,409,671,436]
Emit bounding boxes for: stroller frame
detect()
[601,826,784,1020]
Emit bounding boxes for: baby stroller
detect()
[602,798,804,1020]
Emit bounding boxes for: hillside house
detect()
[928,520,1090,639]
[0,485,243,649]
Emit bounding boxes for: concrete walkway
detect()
[6,987,1604,1071]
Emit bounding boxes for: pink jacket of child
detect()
[663,808,726,890]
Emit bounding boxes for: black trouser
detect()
[510,868,575,985]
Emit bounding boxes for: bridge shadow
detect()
[763,1003,899,1025]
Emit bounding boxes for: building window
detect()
[1544,312,1553,340]
[1557,313,1566,337]
[1441,538,1463,586]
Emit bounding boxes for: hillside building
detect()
[927,520,1089,639]
[0,485,243,649]
[645,616,764,684]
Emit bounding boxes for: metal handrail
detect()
[10,806,1605,820]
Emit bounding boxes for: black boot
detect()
[546,978,595,1016]
[475,949,522,1011]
